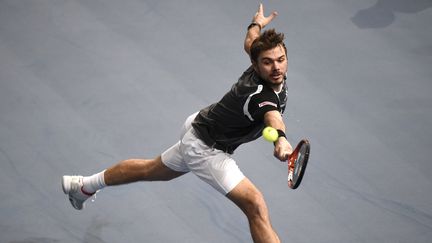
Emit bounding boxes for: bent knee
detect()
[227,178,271,221]
[234,191,269,221]
[246,192,268,214]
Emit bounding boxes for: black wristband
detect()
[247,22,262,31]
[277,129,286,138]
[273,129,286,145]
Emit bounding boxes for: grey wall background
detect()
[1,0,431,242]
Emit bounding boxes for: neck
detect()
[270,82,284,93]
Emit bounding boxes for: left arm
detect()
[264,110,293,161]
[244,4,278,56]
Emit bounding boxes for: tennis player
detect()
[62,4,292,243]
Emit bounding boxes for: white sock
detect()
[82,170,106,193]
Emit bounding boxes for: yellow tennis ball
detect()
[262,126,278,142]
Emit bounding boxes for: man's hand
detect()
[252,3,278,29]
[244,3,278,55]
[263,111,292,161]
[274,136,293,161]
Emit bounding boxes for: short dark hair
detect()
[250,29,287,63]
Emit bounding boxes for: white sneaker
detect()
[62,175,96,210]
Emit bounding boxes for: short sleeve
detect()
[247,89,279,121]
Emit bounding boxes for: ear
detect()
[252,60,259,73]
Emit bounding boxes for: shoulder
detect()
[238,66,257,84]
[233,66,262,93]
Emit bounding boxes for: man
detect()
[62,4,292,243]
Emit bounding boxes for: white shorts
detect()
[161,113,245,195]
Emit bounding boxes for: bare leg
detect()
[227,178,280,243]
[104,155,186,185]
[62,155,185,210]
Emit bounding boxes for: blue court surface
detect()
[1,1,431,242]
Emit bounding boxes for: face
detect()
[253,45,288,90]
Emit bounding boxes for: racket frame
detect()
[288,139,310,189]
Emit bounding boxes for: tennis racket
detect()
[287,139,310,189]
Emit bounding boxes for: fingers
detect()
[262,11,278,26]
[273,138,292,161]
[254,3,278,28]
[274,152,289,162]
[274,148,290,161]
[268,11,278,21]
[258,3,263,15]
[282,152,289,161]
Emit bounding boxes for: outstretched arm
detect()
[244,4,278,56]
[264,110,293,161]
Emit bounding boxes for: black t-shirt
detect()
[192,66,288,153]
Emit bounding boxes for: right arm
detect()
[244,4,278,56]
[264,110,293,161]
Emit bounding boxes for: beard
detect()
[253,63,287,90]
[261,72,286,88]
